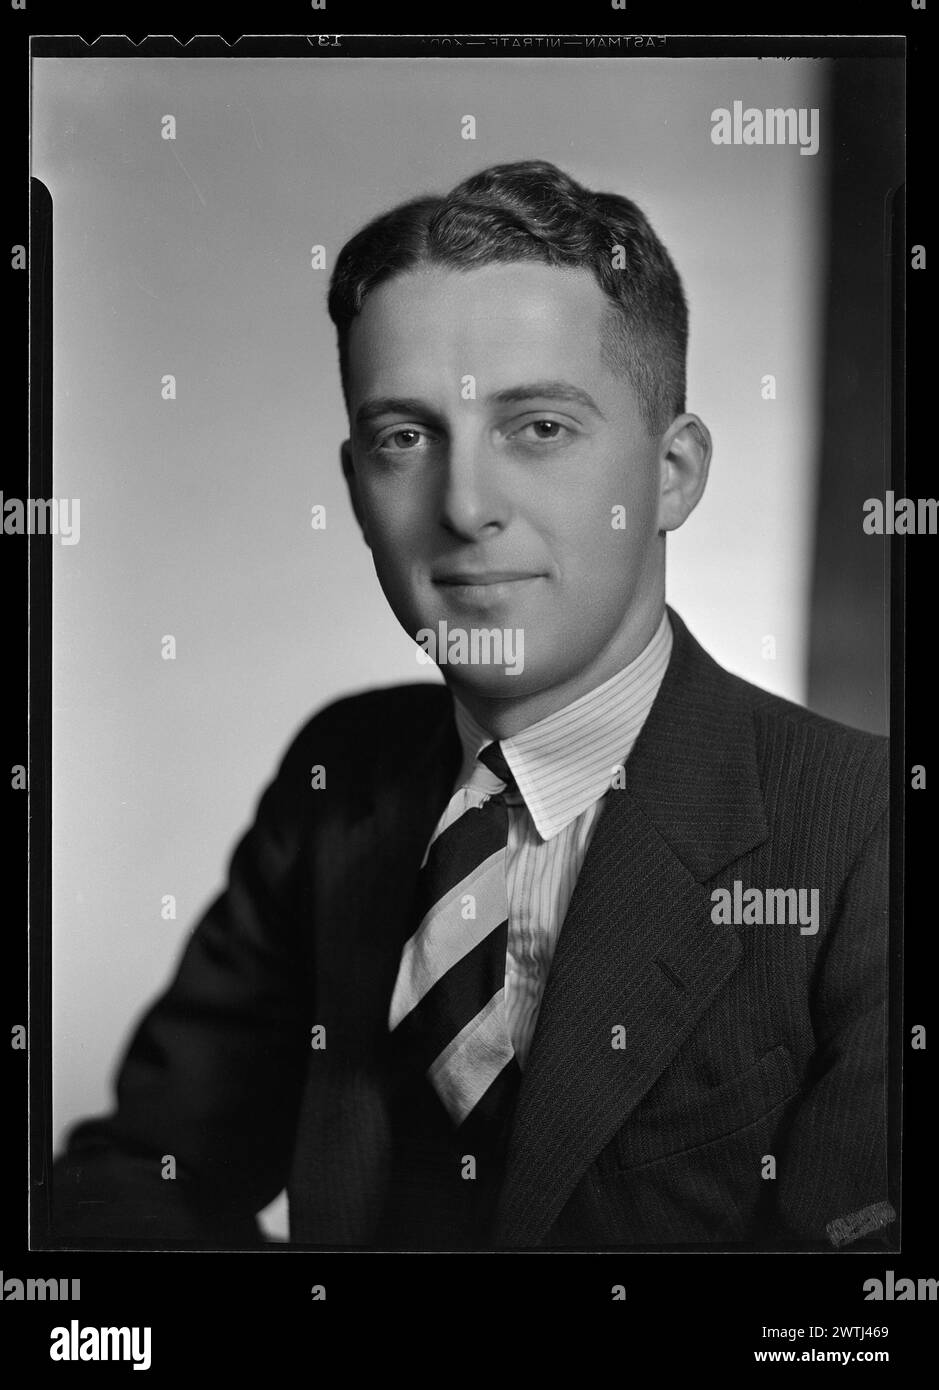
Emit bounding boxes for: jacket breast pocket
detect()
[601,1043,800,1174]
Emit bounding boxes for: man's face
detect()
[343,261,671,704]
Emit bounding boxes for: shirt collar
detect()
[451,611,673,840]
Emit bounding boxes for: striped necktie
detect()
[388,740,521,1151]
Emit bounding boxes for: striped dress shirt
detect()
[430,610,674,1070]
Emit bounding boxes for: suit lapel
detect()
[491,610,770,1246]
[299,691,463,1244]
[332,691,464,1050]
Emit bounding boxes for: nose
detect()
[437,429,509,540]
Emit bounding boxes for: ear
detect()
[656,413,712,533]
[340,439,371,550]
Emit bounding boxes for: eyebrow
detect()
[488,382,605,417]
[354,397,440,430]
[354,381,605,430]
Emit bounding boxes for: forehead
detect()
[345,261,615,400]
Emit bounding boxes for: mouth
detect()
[434,571,541,586]
[432,572,545,608]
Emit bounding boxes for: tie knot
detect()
[478,740,516,791]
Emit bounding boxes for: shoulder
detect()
[726,661,885,759]
[264,681,453,793]
[725,667,887,841]
[744,674,884,783]
[666,609,888,848]
[292,681,451,748]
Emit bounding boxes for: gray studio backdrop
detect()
[35,56,836,1237]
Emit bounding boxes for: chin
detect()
[443,662,552,701]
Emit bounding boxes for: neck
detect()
[447,597,667,739]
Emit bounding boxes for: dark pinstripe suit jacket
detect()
[52,608,895,1249]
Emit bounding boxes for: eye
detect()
[512,419,572,443]
[373,426,430,452]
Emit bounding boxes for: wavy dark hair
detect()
[327,160,688,433]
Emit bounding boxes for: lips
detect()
[434,571,541,585]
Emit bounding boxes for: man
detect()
[52,160,894,1249]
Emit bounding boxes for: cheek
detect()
[605,460,661,551]
[360,482,426,554]
[548,492,652,583]
[582,446,658,522]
